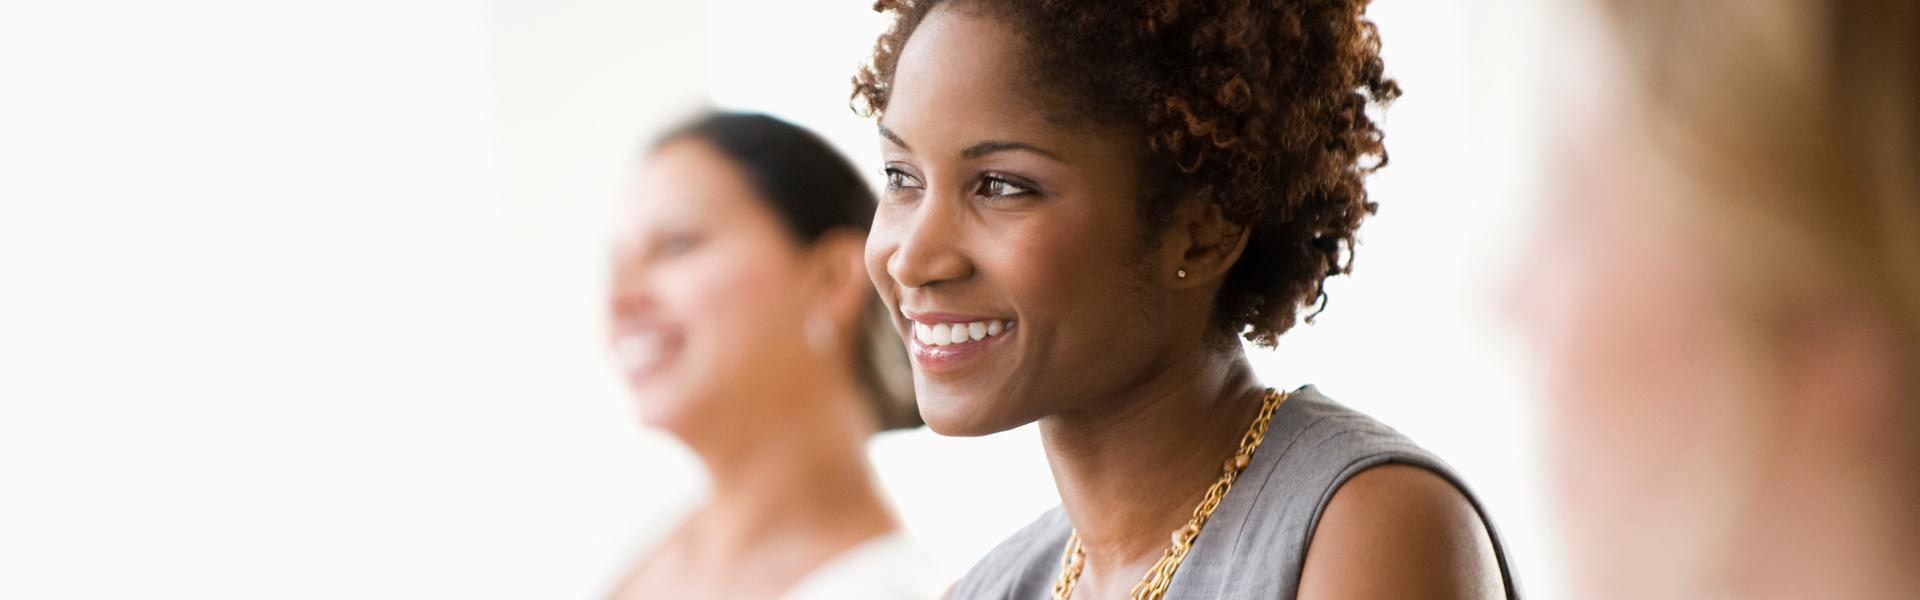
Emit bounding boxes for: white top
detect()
[778,530,947,600]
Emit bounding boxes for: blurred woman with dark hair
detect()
[1512,1,1920,598]
[604,113,941,600]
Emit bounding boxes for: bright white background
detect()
[0,1,1565,598]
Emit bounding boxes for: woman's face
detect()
[867,7,1175,436]
[1509,60,1774,599]
[609,139,818,435]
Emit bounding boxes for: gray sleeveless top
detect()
[950,385,1522,600]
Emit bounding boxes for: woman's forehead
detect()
[624,141,764,227]
[881,10,1059,149]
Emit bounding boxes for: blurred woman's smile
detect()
[604,114,939,600]
[611,328,680,381]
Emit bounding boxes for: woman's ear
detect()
[1160,199,1250,286]
[808,228,875,325]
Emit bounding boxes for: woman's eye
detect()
[658,232,701,257]
[978,176,1032,198]
[884,168,922,189]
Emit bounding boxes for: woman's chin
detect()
[629,386,693,431]
[914,384,1030,437]
[634,405,680,432]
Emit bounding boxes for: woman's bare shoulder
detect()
[1296,463,1505,600]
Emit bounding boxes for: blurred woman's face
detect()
[1510,71,1775,599]
[609,139,816,434]
[866,6,1170,436]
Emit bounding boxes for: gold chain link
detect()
[1050,388,1289,600]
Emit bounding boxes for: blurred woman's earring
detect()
[806,312,835,353]
[1177,269,1188,279]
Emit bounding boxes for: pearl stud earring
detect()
[1177,269,1187,279]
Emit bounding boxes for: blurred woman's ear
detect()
[807,227,876,335]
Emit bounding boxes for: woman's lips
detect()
[904,316,1015,373]
[612,329,681,380]
[910,318,1014,346]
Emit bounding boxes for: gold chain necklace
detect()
[1050,388,1289,600]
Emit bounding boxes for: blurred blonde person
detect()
[605,113,942,600]
[1512,1,1920,599]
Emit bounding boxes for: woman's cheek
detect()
[693,244,800,369]
[1548,228,1686,597]
[987,208,1115,312]
[1551,190,1767,598]
[868,202,905,261]
[643,249,743,411]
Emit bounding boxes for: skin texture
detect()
[1509,21,1920,600]
[1299,465,1505,600]
[606,139,897,600]
[867,7,1502,599]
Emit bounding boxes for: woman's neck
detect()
[649,377,898,598]
[1038,348,1267,598]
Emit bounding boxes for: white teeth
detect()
[614,332,664,373]
[911,319,1013,346]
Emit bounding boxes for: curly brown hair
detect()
[852,0,1399,346]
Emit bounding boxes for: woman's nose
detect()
[607,259,656,320]
[885,193,974,289]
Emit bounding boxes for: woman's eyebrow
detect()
[878,124,912,151]
[960,140,1064,162]
[877,124,1065,163]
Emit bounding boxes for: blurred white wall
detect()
[0,0,1566,598]
[0,1,707,598]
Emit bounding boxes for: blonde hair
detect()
[1602,0,1920,356]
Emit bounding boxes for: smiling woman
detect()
[603,113,939,600]
[851,1,1519,599]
